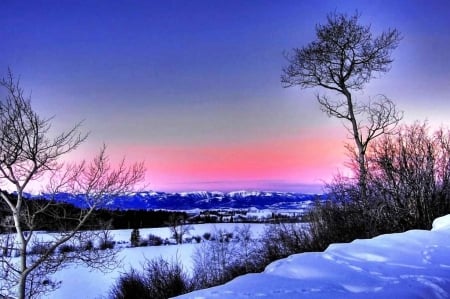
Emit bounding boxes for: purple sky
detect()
[1,1,450,192]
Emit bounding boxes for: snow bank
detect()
[174,214,450,299]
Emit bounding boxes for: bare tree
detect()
[0,70,145,299]
[281,12,402,200]
[166,214,193,244]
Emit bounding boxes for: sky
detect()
[1,0,450,193]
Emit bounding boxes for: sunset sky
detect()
[1,1,450,193]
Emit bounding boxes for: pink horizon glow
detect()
[77,129,349,193]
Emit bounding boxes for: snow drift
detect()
[175,214,450,299]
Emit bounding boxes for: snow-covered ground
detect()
[175,214,450,299]
[5,217,450,298]
[50,223,267,299]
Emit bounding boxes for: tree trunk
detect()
[16,220,27,299]
[358,151,368,202]
[343,87,368,201]
[12,192,27,299]
[18,274,26,299]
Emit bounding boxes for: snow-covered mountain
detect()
[33,191,322,211]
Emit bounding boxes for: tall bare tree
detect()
[0,70,145,299]
[281,12,402,200]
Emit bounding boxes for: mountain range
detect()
[33,191,323,211]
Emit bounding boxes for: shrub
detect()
[191,225,269,289]
[58,244,77,254]
[29,243,54,255]
[202,232,211,241]
[192,239,236,288]
[144,257,191,298]
[258,222,311,264]
[366,123,450,230]
[139,240,148,247]
[99,230,115,250]
[219,232,233,243]
[109,269,149,299]
[109,257,192,299]
[147,234,163,246]
[192,228,254,288]
[309,202,366,249]
[83,240,94,251]
[99,240,115,250]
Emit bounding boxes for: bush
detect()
[366,123,450,230]
[202,232,211,241]
[109,269,149,299]
[144,258,191,298]
[83,240,94,251]
[139,240,148,247]
[99,240,115,250]
[29,243,54,255]
[192,236,237,288]
[309,202,367,249]
[192,235,202,243]
[258,222,311,263]
[99,230,115,250]
[58,244,77,254]
[219,232,233,243]
[147,234,163,246]
[109,257,192,299]
[191,227,262,289]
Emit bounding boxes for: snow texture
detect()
[174,214,450,299]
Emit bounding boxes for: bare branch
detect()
[362,95,403,148]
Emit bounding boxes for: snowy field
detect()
[175,214,450,299]
[51,223,268,299]
[5,217,450,299]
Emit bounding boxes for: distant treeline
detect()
[95,209,189,230]
[0,192,188,232]
[0,192,304,233]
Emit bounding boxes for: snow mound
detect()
[432,214,450,231]
[174,214,450,299]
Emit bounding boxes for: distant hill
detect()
[29,191,323,211]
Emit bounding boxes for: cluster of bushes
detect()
[26,233,114,257]
[129,228,217,249]
[1,232,115,259]
[130,229,166,247]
